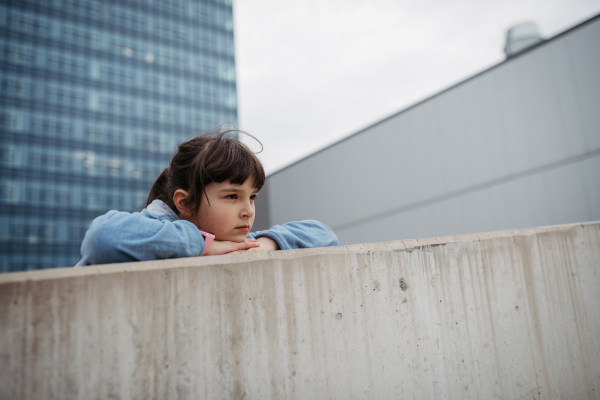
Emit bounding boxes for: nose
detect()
[241,198,255,219]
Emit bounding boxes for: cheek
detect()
[205,207,236,229]
[194,204,216,229]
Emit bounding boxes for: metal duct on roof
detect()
[504,22,544,58]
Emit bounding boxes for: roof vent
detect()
[504,22,544,58]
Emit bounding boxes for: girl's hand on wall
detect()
[228,237,280,254]
[205,238,260,256]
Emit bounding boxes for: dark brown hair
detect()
[145,128,265,217]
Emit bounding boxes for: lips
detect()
[235,225,250,232]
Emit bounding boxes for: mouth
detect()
[235,225,250,232]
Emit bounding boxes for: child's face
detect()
[191,177,258,242]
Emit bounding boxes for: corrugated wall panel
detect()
[569,19,600,150]
[335,153,600,244]
[548,39,589,157]
[582,156,600,221]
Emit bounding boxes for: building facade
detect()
[0,0,238,272]
[254,15,600,246]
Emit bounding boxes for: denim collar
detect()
[146,199,179,222]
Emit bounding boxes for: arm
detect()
[249,220,339,251]
[79,210,204,265]
[79,210,262,265]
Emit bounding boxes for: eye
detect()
[225,194,237,199]
[250,194,257,201]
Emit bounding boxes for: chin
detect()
[219,233,248,242]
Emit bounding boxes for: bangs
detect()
[202,137,265,190]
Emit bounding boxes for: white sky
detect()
[234,0,600,175]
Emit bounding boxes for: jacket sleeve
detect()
[79,210,204,266]
[249,220,339,250]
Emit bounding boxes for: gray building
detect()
[254,15,600,245]
[0,0,238,271]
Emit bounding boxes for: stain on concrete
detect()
[400,278,408,291]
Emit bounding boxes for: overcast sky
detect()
[234,0,600,175]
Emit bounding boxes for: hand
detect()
[204,238,260,256]
[227,237,280,254]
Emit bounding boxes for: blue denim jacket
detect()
[79,200,338,266]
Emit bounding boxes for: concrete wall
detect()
[254,15,600,245]
[1,221,599,399]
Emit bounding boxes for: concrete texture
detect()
[1,221,599,399]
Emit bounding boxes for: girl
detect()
[78,130,338,266]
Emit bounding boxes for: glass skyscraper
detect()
[0,0,238,272]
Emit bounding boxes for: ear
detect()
[173,189,191,219]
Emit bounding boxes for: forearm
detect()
[250,220,339,250]
[257,236,279,251]
[80,211,204,265]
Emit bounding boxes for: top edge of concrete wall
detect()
[1,221,597,284]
